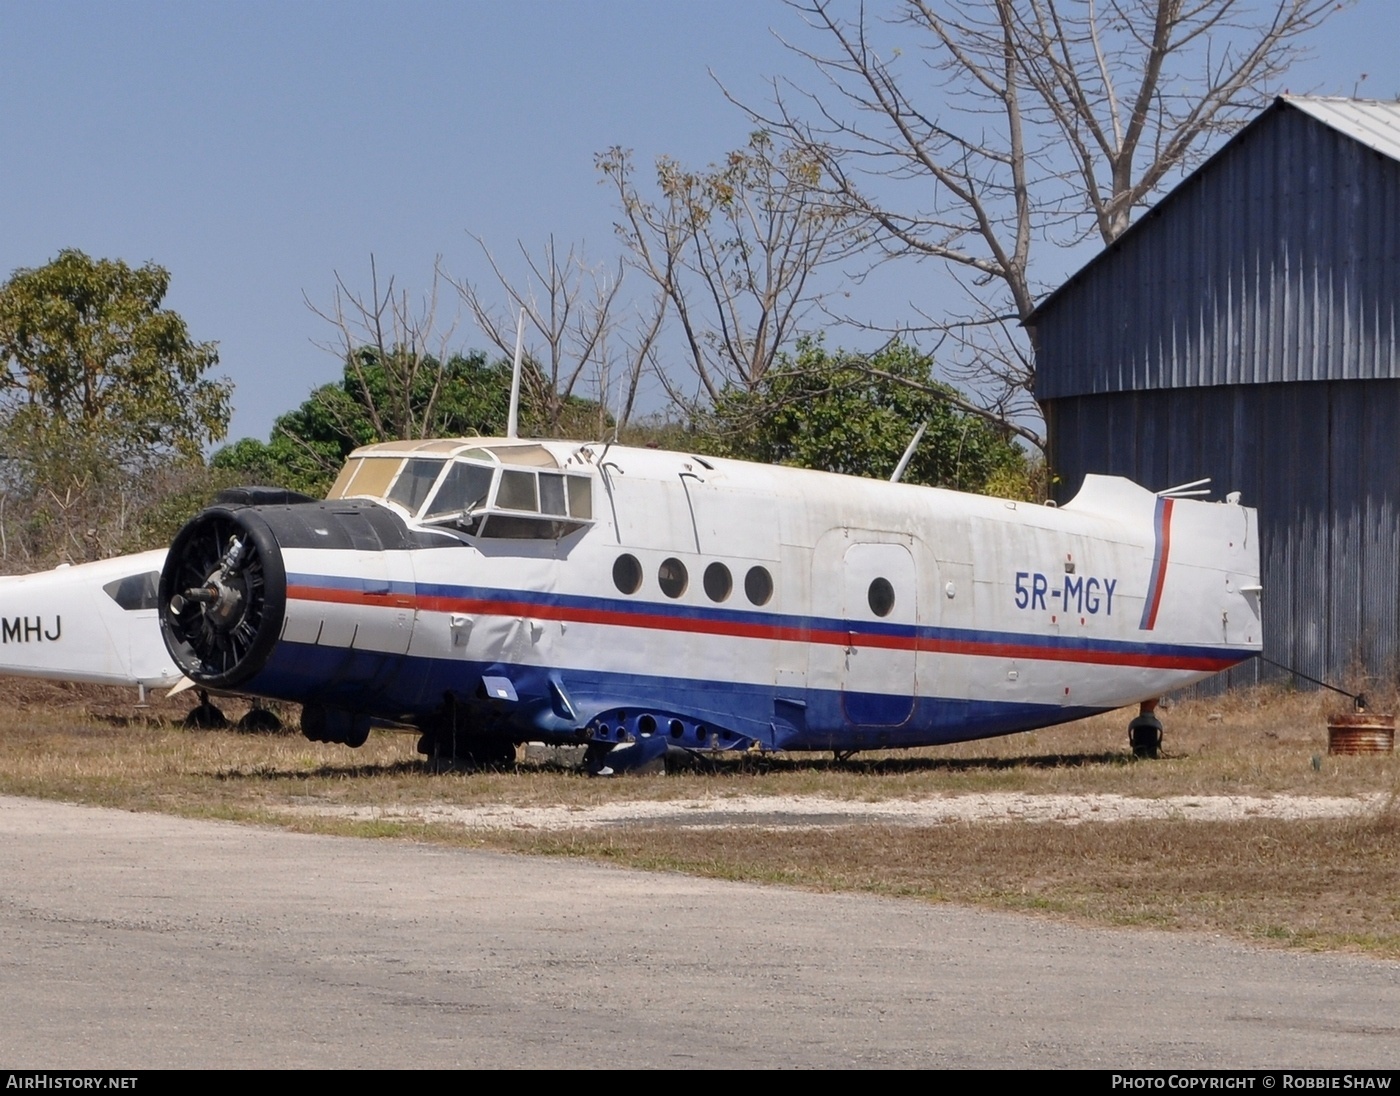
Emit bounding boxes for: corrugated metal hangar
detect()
[1028,97,1400,691]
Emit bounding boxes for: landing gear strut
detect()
[1129,699,1163,759]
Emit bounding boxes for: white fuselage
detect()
[250,441,1260,749]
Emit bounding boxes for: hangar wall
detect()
[1031,98,1400,691]
[1047,380,1400,689]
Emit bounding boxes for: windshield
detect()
[423,461,494,519]
[328,446,594,537]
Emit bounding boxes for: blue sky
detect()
[3,0,1395,445]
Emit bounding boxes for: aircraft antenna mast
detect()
[507,309,525,439]
[1157,477,1212,499]
[890,420,929,483]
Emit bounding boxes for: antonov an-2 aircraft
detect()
[136,436,1260,770]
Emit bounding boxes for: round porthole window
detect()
[744,565,773,606]
[868,577,895,617]
[658,557,688,599]
[703,562,732,602]
[613,554,643,595]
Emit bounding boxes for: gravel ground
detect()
[281,790,1391,830]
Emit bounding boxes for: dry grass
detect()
[2,678,1400,956]
[4,681,1396,806]
[490,811,1400,953]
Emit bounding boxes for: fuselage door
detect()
[841,541,917,727]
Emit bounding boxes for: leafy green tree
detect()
[0,249,231,462]
[700,339,1033,497]
[0,250,232,567]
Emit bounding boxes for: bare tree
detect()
[736,0,1343,446]
[448,236,663,437]
[305,256,460,443]
[600,130,860,402]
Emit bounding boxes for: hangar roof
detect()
[1286,96,1400,163]
[1028,96,1400,401]
[1026,96,1400,328]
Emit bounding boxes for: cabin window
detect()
[613,554,643,595]
[658,558,688,599]
[103,572,161,612]
[703,562,732,602]
[744,566,773,606]
[867,577,895,618]
[387,458,446,515]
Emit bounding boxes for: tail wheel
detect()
[160,508,287,689]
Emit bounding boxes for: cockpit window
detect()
[104,572,161,611]
[496,469,539,512]
[539,472,567,516]
[332,456,402,501]
[424,461,494,519]
[567,475,592,520]
[338,447,597,541]
[387,458,446,514]
[326,459,361,499]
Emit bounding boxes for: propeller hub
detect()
[195,573,246,630]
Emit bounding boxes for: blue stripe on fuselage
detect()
[245,639,1115,750]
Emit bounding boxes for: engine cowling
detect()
[159,506,288,689]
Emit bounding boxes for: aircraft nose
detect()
[159,505,288,688]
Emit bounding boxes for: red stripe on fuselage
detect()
[1142,497,1175,631]
[285,583,1235,673]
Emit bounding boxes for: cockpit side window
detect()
[567,474,592,519]
[103,572,161,611]
[496,469,539,512]
[416,457,595,540]
[538,473,568,516]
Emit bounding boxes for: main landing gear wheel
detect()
[1129,699,1163,759]
[237,707,283,733]
[183,689,228,729]
[416,729,517,769]
[300,704,370,748]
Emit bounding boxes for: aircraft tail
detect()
[1066,474,1262,655]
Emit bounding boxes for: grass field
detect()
[2,678,1398,957]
